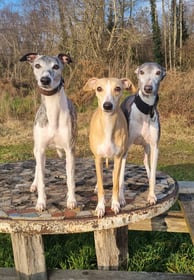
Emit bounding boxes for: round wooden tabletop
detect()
[0,158,178,234]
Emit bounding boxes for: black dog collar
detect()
[134,94,159,118]
[38,79,64,96]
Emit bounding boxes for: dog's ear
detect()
[121,78,137,93]
[134,67,139,75]
[161,67,166,80]
[83,78,98,91]
[19,53,38,63]
[58,53,72,64]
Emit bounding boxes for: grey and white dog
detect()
[20,53,77,211]
[119,62,166,205]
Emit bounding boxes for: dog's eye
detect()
[35,64,41,69]
[115,86,121,92]
[140,70,144,75]
[53,64,59,70]
[156,70,161,75]
[97,86,103,92]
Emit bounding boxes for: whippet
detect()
[83,77,135,217]
[120,62,166,205]
[20,53,77,211]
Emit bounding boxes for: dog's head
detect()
[20,53,72,90]
[83,77,135,113]
[135,62,166,97]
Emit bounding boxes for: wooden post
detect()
[94,226,128,270]
[11,233,47,280]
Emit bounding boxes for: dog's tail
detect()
[57,149,63,158]
[106,158,109,168]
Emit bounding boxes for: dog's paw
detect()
[35,200,46,212]
[119,197,126,207]
[147,193,157,205]
[30,184,37,192]
[95,202,105,218]
[111,200,120,215]
[119,191,126,206]
[67,197,77,209]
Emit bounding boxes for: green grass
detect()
[0,144,33,163]
[1,231,193,273]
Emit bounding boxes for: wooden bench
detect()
[0,268,194,280]
[1,159,194,280]
[178,181,194,244]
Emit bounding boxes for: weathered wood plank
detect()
[94,226,128,270]
[178,181,194,194]
[178,181,194,244]
[180,200,194,244]
[10,233,47,280]
[128,211,188,233]
[0,268,193,280]
[47,270,194,280]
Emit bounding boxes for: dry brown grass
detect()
[159,70,194,124]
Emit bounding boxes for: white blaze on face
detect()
[101,80,114,111]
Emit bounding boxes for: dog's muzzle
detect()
[40,76,51,86]
[144,85,153,94]
[103,101,113,112]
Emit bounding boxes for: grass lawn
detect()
[0,115,194,273]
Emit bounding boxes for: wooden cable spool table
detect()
[0,158,178,280]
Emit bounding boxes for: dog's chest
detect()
[97,141,119,158]
[35,100,74,148]
[96,122,120,158]
[130,115,159,145]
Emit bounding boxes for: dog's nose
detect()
[144,85,153,93]
[103,102,113,111]
[40,76,51,85]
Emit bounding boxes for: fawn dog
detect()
[20,53,77,211]
[83,77,135,217]
[120,62,166,205]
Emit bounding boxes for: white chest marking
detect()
[97,116,119,158]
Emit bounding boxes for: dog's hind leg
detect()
[65,149,77,209]
[143,144,150,179]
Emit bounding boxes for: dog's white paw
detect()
[111,200,120,215]
[35,200,46,212]
[95,201,105,218]
[147,193,157,205]
[30,184,37,192]
[67,197,77,209]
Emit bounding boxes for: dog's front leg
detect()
[112,156,122,214]
[65,149,77,209]
[95,156,105,218]
[30,146,47,211]
[147,144,158,204]
[119,155,127,206]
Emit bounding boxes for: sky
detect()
[0,0,22,11]
[0,0,194,13]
